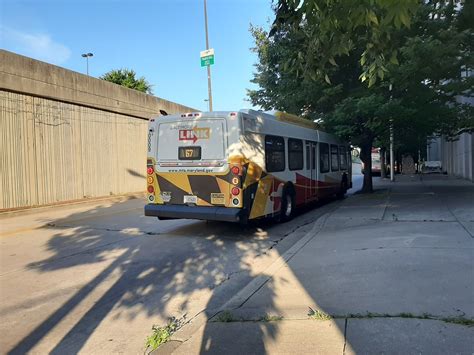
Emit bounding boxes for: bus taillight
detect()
[231,166,240,175]
[147,167,154,175]
[231,187,240,196]
[147,186,154,193]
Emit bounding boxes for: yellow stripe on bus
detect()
[249,176,273,219]
[244,162,263,189]
[216,177,231,206]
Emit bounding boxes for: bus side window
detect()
[265,136,285,172]
[331,144,339,171]
[288,138,303,171]
[339,146,347,170]
[306,142,310,170]
[320,143,330,173]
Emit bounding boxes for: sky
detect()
[0,0,275,111]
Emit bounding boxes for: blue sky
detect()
[0,0,274,111]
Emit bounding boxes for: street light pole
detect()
[81,52,93,76]
[203,0,213,111]
[389,84,395,182]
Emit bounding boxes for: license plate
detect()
[184,195,198,204]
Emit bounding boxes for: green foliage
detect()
[100,68,153,94]
[249,1,473,192]
[144,318,178,351]
[271,0,419,86]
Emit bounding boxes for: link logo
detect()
[179,127,210,143]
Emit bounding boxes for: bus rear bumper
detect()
[144,204,243,222]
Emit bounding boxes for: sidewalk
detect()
[168,175,474,354]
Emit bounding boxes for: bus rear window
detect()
[157,119,226,161]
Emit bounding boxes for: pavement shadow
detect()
[194,175,474,354]
[7,197,322,354]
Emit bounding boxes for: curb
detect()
[155,206,337,354]
[219,211,331,311]
[0,192,144,216]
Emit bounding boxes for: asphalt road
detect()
[0,175,363,354]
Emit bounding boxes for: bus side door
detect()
[311,143,317,199]
[305,142,317,202]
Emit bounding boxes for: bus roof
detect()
[150,110,345,146]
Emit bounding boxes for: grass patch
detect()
[261,314,284,322]
[215,310,236,323]
[211,308,474,327]
[441,317,474,326]
[344,312,474,327]
[308,307,332,321]
[145,317,178,352]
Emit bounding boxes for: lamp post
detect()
[81,52,93,75]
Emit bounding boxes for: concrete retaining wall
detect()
[0,50,196,210]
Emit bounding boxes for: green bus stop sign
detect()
[200,49,215,67]
[200,55,214,67]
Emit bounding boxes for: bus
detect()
[144,110,351,224]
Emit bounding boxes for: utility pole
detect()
[389,84,395,182]
[203,0,213,111]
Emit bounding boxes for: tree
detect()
[271,0,419,86]
[249,1,473,193]
[100,69,153,94]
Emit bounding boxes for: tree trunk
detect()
[360,143,373,193]
[380,147,387,179]
[396,151,401,174]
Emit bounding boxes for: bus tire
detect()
[278,187,295,223]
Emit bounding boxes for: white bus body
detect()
[145,110,351,223]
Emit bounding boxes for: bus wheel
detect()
[279,188,295,222]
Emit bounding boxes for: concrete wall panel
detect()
[0,91,150,210]
[0,50,196,210]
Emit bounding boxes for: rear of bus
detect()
[144,112,246,222]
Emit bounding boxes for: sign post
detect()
[202,0,213,111]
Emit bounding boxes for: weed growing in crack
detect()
[342,312,474,327]
[308,307,332,320]
[441,317,474,326]
[145,317,179,352]
[261,314,283,322]
[215,310,235,322]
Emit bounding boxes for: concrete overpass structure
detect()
[0,50,195,211]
